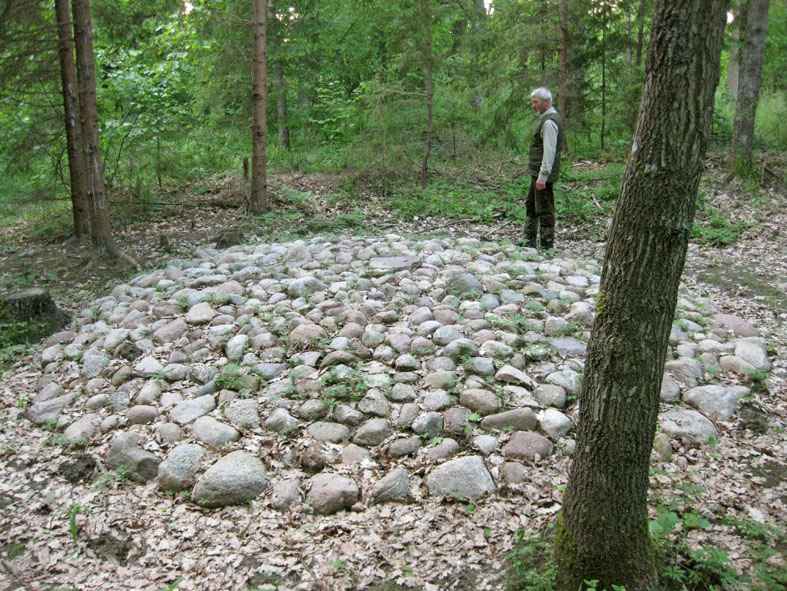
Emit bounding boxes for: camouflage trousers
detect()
[525,177,555,248]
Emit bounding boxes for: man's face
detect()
[530,97,548,114]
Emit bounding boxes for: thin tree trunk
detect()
[554,1,727,589]
[274,59,290,151]
[635,0,647,66]
[419,0,433,189]
[55,0,90,241]
[250,0,269,212]
[727,4,748,97]
[72,0,113,255]
[731,0,769,174]
[470,0,486,110]
[600,20,606,151]
[559,0,571,131]
[625,3,634,65]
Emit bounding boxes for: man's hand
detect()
[535,179,546,191]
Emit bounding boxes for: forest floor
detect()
[0,155,785,590]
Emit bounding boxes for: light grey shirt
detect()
[538,107,559,184]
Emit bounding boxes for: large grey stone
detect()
[446,272,483,297]
[83,350,110,378]
[288,323,326,348]
[548,337,587,357]
[307,422,350,443]
[193,451,269,508]
[459,389,500,415]
[154,318,188,343]
[659,408,717,444]
[265,408,300,433]
[423,438,460,461]
[353,418,392,447]
[25,394,76,425]
[271,478,302,510]
[502,431,553,460]
[545,369,582,395]
[192,416,241,447]
[412,412,444,437]
[734,338,770,371]
[63,414,101,444]
[287,276,326,298]
[660,374,681,403]
[171,395,216,425]
[185,302,216,325]
[369,256,418,272]
[225,334,249,361]
[423,371,457,390]
[480,408,538,432]
[158,444,206,492]
[425,455,495,500]
[127,405,159,425]
[134,356,164,378]
[684,385,749,421]
[307,474,359,515]
[665,358,704,388]
[358,390,391,417]
[534,384,566,408]
[495,365,538,389]
[387,436,422,458]
[539,409,572,439]
[371,468,411,504]
[224,399,260,430]
[106,432,160,482]
[712,313,758,338]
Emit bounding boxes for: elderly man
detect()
[523,87,563,250]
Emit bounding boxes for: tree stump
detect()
[1,288,70,333]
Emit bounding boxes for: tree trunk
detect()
[250,0,269,213]
[625,3,634,65]
[731,0,769,174]
[55,0,90,242]
[419,0,433,189]
[274,59,290,151]
[72,0,114,254]
[727,4,747,97]
[600,19,606,151]
[635,0,648,66]
[558,0,571,133]
[554,1,727,590]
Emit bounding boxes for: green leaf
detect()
[649,510,679,539]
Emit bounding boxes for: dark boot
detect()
[541,239,553,250]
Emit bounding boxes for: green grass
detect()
[691,204,748,247]
[505,505,785,591]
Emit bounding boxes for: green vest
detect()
[528,110,563,183]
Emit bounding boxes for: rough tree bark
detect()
[731,0,769,174]
[250,0,269,213]
[554,1,727,590]
[419,0,434,189]
[55,0,90,241]
[72,0,114,254]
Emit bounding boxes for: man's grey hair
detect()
[530,87,552,103]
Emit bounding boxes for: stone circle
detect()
[25,234,773,513]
